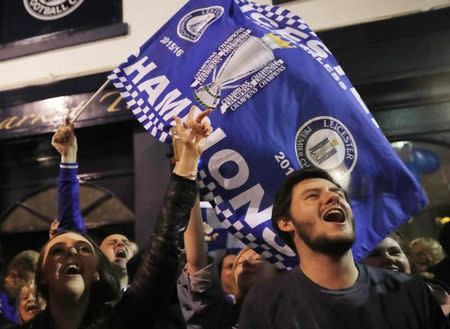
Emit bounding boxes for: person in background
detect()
[362,231,450,317]
[430,223,450,288]
[361,231,411,273]
[410,237,445,276]
[2,250,39,324]
[239,167,449,329]
[16,280,45,324]
[177,172,278,328]
[218,251,239,296]
[51,120,136,291]
[99,234,135,291]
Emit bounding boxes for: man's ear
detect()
[277,216,294,233]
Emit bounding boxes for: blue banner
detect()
[108,0,428,269]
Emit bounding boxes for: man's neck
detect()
[299,249,358,290]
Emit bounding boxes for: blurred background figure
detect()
[231,247,278,304]
[218,251,239,297]
[410,237,445,276]
[4,250,39,302]
[99,234,136,290]
[361,231,411,274]
[430,223,450,289]
[2,250,39,324]
[362,231,450,317]
[16,280,45,324]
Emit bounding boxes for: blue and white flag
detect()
[200,201,245,263]
[108,0,428,269]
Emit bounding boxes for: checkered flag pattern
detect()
[108,68,171,144]
[236,0,317,39]
[199,170,288,270]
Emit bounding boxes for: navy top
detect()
[239,263,449,329]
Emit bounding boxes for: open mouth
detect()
[115,249,127,259]
[62,264,81,275]
[386,265,400,272]
[25,303,38,313]
[323,208,346,223]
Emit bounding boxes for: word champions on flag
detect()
[108,0,428,269]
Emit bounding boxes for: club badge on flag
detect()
[108,0,428,269]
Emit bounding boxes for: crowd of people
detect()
[0,106,449,328]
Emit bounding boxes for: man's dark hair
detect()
[271,167,346,253]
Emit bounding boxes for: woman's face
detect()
[362,237,411,273]
[41,232,100,300]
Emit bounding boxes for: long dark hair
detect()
[35,231,121,321]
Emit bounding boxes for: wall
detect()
[255,0,450,30]
[1,0,449,92]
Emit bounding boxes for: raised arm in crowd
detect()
[17,107,211,329]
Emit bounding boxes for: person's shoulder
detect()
[240,268,297,325]
[362,264,426,290]
[430,257,450,273]
[246,268,297,301]
[363,263,411,278]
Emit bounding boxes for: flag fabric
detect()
[108,0,428,269]
[200,202,245,263]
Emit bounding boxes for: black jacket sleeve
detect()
[120,174,197,326]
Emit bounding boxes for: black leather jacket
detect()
[120,174,197,327]
[18,174,197,329]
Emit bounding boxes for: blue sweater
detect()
[57,162,87,234]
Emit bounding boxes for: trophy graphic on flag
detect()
[193,34,285,109]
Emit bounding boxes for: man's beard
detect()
[298,229,355,257]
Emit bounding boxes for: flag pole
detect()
[69,79,111,124]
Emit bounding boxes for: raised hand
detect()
[172,106,212,180]
[51,118,77,163]
[49,219,60,239]
[203,222,219,242]
[172,106,212,156]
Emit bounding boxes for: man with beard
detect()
[238,168,449,329]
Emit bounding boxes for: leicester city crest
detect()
[23,0,84,20]
[177,6,224,42]
[295,116,358,178]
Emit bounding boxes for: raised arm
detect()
[184,196,208,275]
[51,119,87,234]
[122,106,211,325]
[177,106,212,275]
